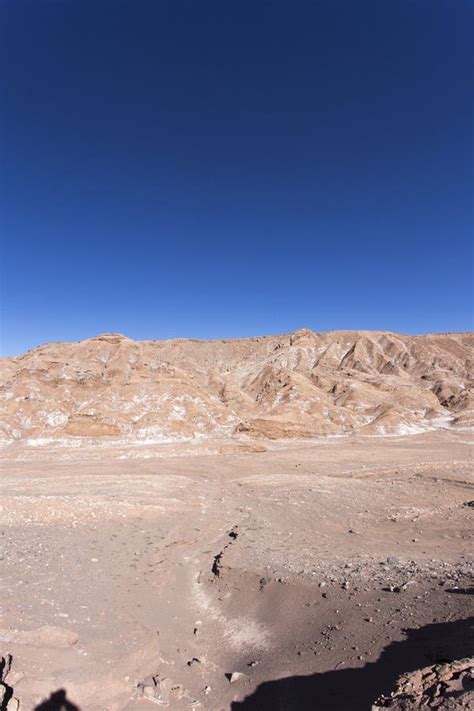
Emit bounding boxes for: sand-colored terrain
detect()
[0,329,472,451]
[0,331,473,709]
[1,432,473,709]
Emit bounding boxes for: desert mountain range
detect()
[0,329,472,446]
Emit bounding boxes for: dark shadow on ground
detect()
[447,587,474,595]
[0,656,15,711]
[231,616,474,710]
[34,689,80,711]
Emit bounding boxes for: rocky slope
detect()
[372,657,474,709]
[0,329,472,447]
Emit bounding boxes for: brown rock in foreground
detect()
[1,328,472,447]
[372,657,474,709]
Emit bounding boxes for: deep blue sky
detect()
[1,1,472,355]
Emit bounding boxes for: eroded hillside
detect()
[0,328,472,447]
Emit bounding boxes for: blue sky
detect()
[1,0,472,355]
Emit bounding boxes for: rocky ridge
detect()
[0,329,472,447]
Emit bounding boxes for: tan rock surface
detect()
[0,329,472,450]
[372,657,474,709]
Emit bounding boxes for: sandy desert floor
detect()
[1,431,473,710]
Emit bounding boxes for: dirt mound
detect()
[372,657,474,709]
[0,329,472,448]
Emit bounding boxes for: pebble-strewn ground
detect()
[0,431,473,710]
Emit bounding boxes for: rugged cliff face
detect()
[0,329,472,446]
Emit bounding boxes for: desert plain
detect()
[0,330,473,710]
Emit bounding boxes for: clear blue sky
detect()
[1,1,472,355]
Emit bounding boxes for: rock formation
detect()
[372,657,474,709]
[0,329,472,447]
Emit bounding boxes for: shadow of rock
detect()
[447,587,474,596]
[34,689,80,711]
[231,616,474,710]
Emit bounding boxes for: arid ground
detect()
[1,431,473,710]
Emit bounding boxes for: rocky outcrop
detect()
[372,658,474,709]
[0,329,472,447]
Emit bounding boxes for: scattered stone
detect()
[372,657,474,709]
[138,674,173,705]
[142,685,157,698]
[226,672,247,683]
